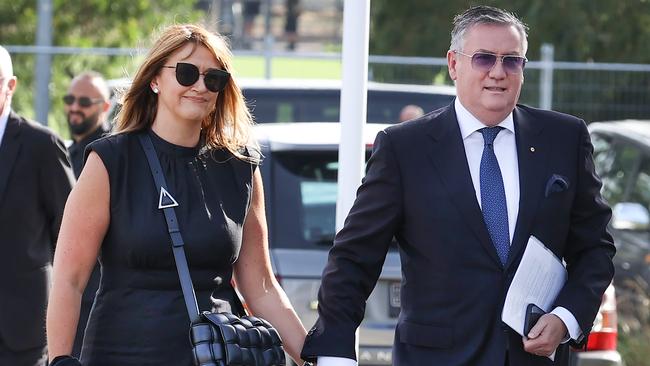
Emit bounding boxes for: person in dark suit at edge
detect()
[63,71,110,357]
[301,6,615,366]
[0,45,74,366]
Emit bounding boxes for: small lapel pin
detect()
[530,147,536,152]
[158,187,179,209]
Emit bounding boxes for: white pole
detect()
[35,0,53,125]
[539,43,554,110]
[337,1,370,362]
[336,0,371,232]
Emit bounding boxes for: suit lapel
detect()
[0,112,23,205]
[424,105,503,267]
[506,107,548,270]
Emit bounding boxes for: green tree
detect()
[369,1,458,84]
[0,0,205,137]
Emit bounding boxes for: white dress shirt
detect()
[0,106,10,147]
[317,100,580,366]
[455,98,520,241]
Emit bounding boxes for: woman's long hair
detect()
[114,24,255,160]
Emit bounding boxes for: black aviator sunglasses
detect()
[62,95,104,107]
[162,62,230,93]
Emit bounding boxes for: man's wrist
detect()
[551,306,582,342]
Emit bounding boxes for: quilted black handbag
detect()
[139,133,286,366]
[190,312,285,365]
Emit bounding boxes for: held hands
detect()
[522,313,567,357]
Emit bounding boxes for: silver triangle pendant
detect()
[158,187,179,209]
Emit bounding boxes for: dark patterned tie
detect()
[480,127,510,265]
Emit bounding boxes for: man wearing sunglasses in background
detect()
[63,71,110,178]
[302,6,614,366]
[61,71,110,359]
[0,46,74,366]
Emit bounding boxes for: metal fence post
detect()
[263,36,273,80]
[35,0,53,125]
[539,43,554,110]
[263,0,273,79]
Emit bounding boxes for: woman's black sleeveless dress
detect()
[80,130,257,365]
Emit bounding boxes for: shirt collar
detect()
[454,98,515,140]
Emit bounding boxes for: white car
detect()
[255,122,399,365]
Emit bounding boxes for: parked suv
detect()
[589,120,650,299]
[573,120,650,366]
[255,122,399,365]
[584,119,650,366]
[566,119,650,366]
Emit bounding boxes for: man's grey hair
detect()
[450,6,529,53]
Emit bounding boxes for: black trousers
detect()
[0,335,46,366]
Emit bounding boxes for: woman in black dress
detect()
[46,24,307,365]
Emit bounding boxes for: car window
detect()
[366,90,453,122]
[109,81,454,125]
[246,90,340,123]
[269,150,386,249]
[592,133,614,177]
[598,141,643,205]
[629,158,650,211]
[244,88,454,124]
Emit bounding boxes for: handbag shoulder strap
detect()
[137,132,200,321]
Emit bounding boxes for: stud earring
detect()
[152,86,159,94]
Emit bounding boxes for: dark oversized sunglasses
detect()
[62,94,104,107]
[454,50,527,75]
[162,62,230,93]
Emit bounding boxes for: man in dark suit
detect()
[301,6,615,366]
[0,46,74,365]
[63,71,110,357]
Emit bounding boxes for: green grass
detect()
[619,328,650,366]
[616,284,650,365]
[233,56,342,79]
